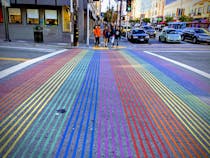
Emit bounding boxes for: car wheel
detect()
[159,37,161,42]
[192,37,197,44]
[164,38,167,43]
[181,35,185,41]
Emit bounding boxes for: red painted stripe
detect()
[109,52,150,157]
[0,49,81,120]
[116,51,208,157]
[110,53,164,157]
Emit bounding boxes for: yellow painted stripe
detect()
[120,51,210,153]
[0,50,88,157]
[93,46,109,50]
[0,50,86,135]
[0,57,29,62]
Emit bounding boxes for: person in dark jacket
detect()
[103,26,109,47]
[110,25,116,47]
[115,26,121,46]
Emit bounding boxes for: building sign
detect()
[62,6,70,32]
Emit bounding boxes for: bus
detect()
[168,22,210,30]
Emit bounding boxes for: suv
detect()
[121,26,131,36]
[181,27,210,44]
[141,26,156,38]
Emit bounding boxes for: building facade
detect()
[164,0,210,22]
[0,0,100,43]
[150,0,165,23]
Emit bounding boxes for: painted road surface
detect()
[0,48,209,158]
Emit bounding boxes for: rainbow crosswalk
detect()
[0,48,209,158]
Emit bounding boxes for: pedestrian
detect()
[93,25,101,47]
[103,26,109,47]
[110,25,116,47]
[115,26,121,46]
[93,26,96,46]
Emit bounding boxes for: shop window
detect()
[8,8,22,24]
[27,9,39,24]
[45,10,58,25]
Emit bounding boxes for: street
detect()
[0,39,209,158]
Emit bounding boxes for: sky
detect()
[101,0,117,12]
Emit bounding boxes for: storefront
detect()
[0,1,71,42]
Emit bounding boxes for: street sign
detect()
[1,0,10,7]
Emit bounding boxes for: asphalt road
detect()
[0,39,209,158]
[0,46,55,71]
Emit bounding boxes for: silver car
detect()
[127,29,150,43]
[159,28,181,43]
[141,26,157,38]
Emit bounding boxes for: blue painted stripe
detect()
[126,49,210,123]
[55,51,96,158]
[71,53,100,158]
[84,52,100,158]
[12,51,91,158]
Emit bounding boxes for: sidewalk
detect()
[0,36,128,50]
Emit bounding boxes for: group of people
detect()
[93,24,121,47]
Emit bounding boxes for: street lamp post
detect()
[87,2,90,46]
[70,0,74,47]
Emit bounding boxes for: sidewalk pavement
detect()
[0,36,128,50]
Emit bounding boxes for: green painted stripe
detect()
[12,51,93,158]
[120,50,210,153]
[0,50,87,158]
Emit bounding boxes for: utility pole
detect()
[70,0,73,47]
[119,0,123,27]
[1,0,11,41]
[73,0,78,46]
[87,1,90,46]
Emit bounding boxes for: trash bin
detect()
[33,26,43,43]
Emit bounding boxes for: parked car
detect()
[121,26,131,36]
[141,26,157,38]
[159,28,181,43]
[127,29,149,43]
[181,27,210,44]
[175,29,184,36]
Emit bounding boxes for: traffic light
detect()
[126,0,131,12]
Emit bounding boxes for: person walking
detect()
[110,25,116,47]
[115,26,121,46]
[93,25,101,47]
[103,26,109,47]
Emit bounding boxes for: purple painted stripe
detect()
[97,51,132,158]
[141,52,210,94]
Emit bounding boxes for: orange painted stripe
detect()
[0,57,29,62]
[114,52,185,157]
[120,50,208,157]
[0,50,80,120]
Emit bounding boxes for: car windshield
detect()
[133,30,145,34]
[166,30,176,34]
[194,29,206,33]
[144,26,153,30]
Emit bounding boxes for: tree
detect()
[142,18,150,23]
[165,16,174,23]
[179,15,193,22]
[129,18,140,23]
[103,9,118,23]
